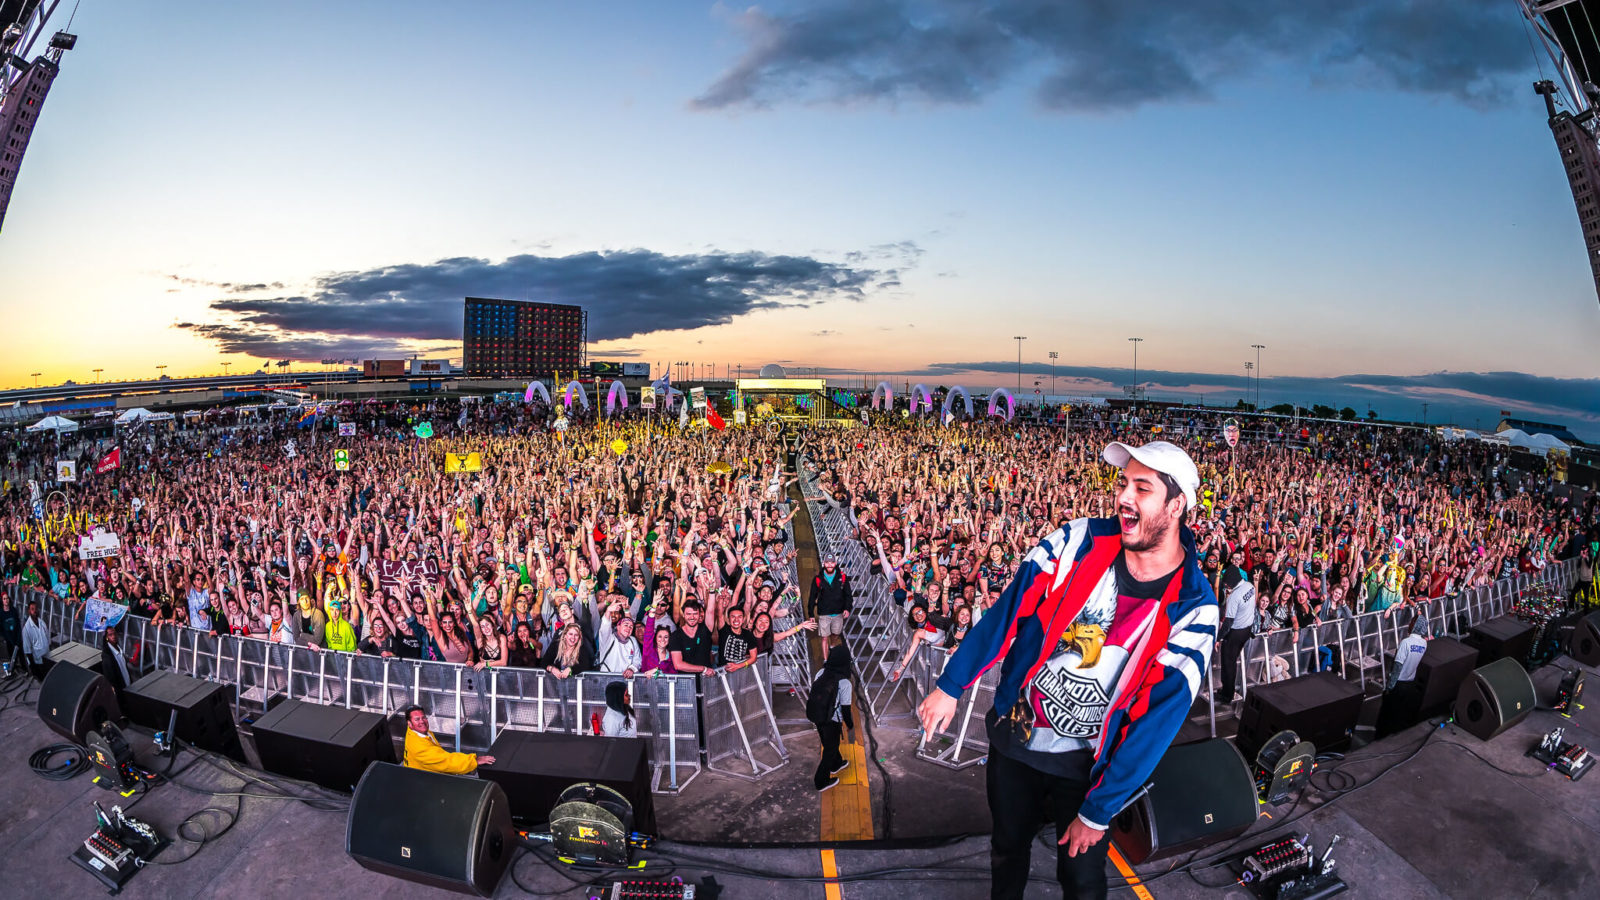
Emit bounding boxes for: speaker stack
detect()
[1110,738,1259,864]
[45,641,103,675]
[251,698,396,791]
[480,730,657,835]
[1378,637,1479,736]
[1236,672,1365,764]
[122,670,244,760]
[346,762,514,896]
[1568,611,1600,667]
[36,662,121,745]
[1453,657,1537,741]
[1466,616,1536,669]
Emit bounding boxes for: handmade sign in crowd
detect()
[376,558,443,590]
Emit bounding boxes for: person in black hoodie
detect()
[806,636,855,792]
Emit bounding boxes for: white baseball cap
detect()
[1102,440,1200,511]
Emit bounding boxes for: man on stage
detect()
[918,441,1219,899]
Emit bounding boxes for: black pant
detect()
[1218,627,1251,703]
[814,721,843,789]
[987,746,1109,900]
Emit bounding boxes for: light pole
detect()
[156,365,167,381]
[1244,361,1252,407]
[1421,402,1429,426]
[1013,336,1026,393]
[1251,344,1265,410]
[221,361,231,378]
[30,371,40,389]
[1127,337,1143,402]
[1048,351,1058,400]
[92,368,103,384]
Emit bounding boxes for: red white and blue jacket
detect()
[936,517,1219,830]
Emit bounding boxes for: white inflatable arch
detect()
[872,381,894,411]
[604,380,628,416]
[562,380,590,411]
[942,385,973,420]
[987,388,1016,422]
[524,381,551,405]
[910,383,935,414]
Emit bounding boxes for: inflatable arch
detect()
[872,382,894,411]
[604,380,629,416]
[987,388,1016,422]
[524,381,551,405]
[942,385,973,421]
[909,384,935,414]
[562,380,590,411]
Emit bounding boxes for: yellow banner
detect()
[444,452,483,473]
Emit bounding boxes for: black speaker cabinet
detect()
[37,662,120,745]
[1466,616,1536,669]
[1413,637,1481,717]
[481,730,656,834]
[347,762,514,896]
[1111,738,1258,865]
[45,640,103,674]
[1568,611,1600,667]
[123,670,244,760]
[1237,672,1364,763]
[1454,657,1536,741]
[252,699,395,791]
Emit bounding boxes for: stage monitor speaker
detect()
[480,730,656,835]
[347,762,513,897]
[45,640,103,674]
[36,661,120,745]
[1111,738,1258,865]
[122,670,243,760]
[1454,657,1536,741]
[1568,612,1600,667]
[252,698,395,791]
[1466,616,1536,669]
[1236,672,1364,763]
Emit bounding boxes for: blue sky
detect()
[1,1,1597,434]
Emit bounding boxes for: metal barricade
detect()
[704,658,788,779]
[915,663,997,770]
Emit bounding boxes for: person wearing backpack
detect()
[807,635,855,792]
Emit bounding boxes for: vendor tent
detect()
[27,415,78,433]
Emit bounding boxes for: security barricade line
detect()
[704,658,789,780]
[22,590,730,793]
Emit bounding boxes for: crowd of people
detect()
[2,397,1595,704]
[0,398,819,695]
[802,410,1597,683]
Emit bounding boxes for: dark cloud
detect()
[179,248,895,361]
[913,361,1600,438]
[694,1,1529,113]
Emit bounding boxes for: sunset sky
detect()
[1,1,1597,434]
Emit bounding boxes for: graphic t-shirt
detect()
[1020,553,1177,756]
[717,626,756,665]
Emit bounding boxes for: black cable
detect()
[29,742,89,780]
[856,694,894,839]
[145,794,242,866]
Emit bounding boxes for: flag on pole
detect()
[706,408,727,430]
[95,447,121,474]
[678,400,689,429]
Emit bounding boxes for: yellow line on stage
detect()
[817,728,874,842]
[820,848,842,900]
[1107,843,1156,900]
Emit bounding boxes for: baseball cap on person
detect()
[1102,441,1200,511]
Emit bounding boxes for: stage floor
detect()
[0,650,1596,899]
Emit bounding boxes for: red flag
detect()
[706,408,727,430]
[95,447,121,474]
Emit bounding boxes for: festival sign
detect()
[376,558,444,591]
[55,459,76,482]
[338,422,356,436]
[690,386,707,410]
[83,598,127,633]
[334,448,351,471]
[1223,418,1240,448]
[444,452,483,473]
[640,386,657,409]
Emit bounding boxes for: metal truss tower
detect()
[1521,1,1600,306]
[0,0,75,231]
